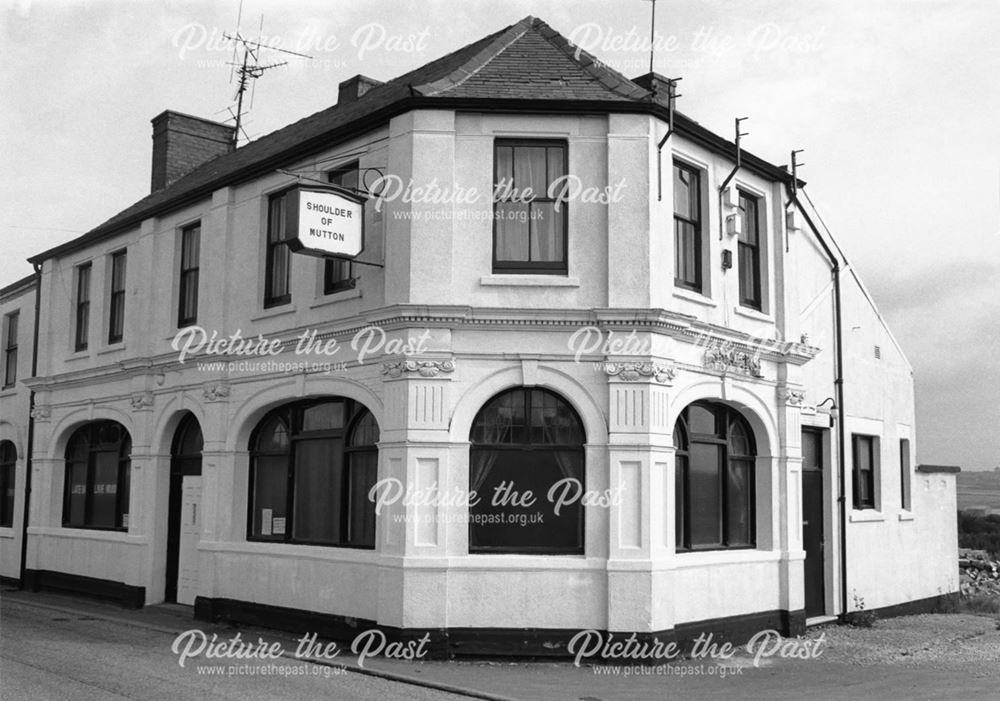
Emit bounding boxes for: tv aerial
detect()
[223,1,311,147]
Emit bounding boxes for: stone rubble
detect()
[958,548,1000,597]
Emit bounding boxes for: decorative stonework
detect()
[130,391,154,411]
[382,359,455,378]
[202,382,231,401]
[777,387,806,406]
[30,404,51,421]
[703,343,763,378]
[602,361,677,384]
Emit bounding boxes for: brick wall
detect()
[150,111,236,192]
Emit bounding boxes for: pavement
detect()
[2,586,999,701]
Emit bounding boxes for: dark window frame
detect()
[0,440,15,527]
[62,421,131,531]
[852,434,878,510]
[178,223,201,327]
[74,262,92,352]
[737,190,763,310]
[3,311,17,389]
[264,190,293,308]
[674,401,757,552]
[247,398,378,549]
[323,163,359,295]
[492,139,569,275]
[469,386,586,555]
[900,438,911,511]
[108,249,127,344]
[673,160,703,292]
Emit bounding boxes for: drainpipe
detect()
[19,263,42,587]
[785,187,848,618]
[655,77,681,201]
[717,117,749,240]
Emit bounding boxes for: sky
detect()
[1,0,998,469]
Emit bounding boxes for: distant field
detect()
[957,471,1000,513]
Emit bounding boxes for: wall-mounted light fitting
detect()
[725,212,743,237]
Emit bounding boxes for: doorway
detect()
[801,428,826,618]
[166,413,203,605]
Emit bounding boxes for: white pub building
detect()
[0,16,958,655]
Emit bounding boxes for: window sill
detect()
[672,288,717,307]
[97,342,126,356]
[447,554,595,570]
[849,510,885,523]
[310,287,362,309]
[733,305,773,323]
[0,528,15,539]
[26,526,147,544]
[898,511,915,522]
[0,386,17,397]
[480,274,580,288]
[673,549,781,568]
[66,349,90,361]
[251,304,298,323]
[201,539,381,565]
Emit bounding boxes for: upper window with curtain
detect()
[493,140,568,274]
[469,387,585,554]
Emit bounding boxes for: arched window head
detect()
[674,402,756,551]
[348,410,379,447]
[469,387,585,555]
[254,415,290,454]
[173,413,204,457]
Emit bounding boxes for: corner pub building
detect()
[0,16,958,656]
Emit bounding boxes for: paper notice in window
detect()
[122,513,129,529]
[272,517,286,535]
[262,508,273,536]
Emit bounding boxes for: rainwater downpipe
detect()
[786,187,848,619]
[19,263,42,586]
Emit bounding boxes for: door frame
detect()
[801,426,828,618]
[166,415,203,604]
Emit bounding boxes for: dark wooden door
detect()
[166,415,203,604]
[801,428,825,618]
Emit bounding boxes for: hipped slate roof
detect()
[29,16,792,265]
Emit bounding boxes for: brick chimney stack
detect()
[150,111,236,193]
[337,75,383,104]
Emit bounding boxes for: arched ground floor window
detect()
[674,401,756,551]
[63,421,131,530]
[469,387,585,555]
[0,440,15,527]
[249,397,378,548]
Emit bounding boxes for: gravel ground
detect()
[804,613,1000,674]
